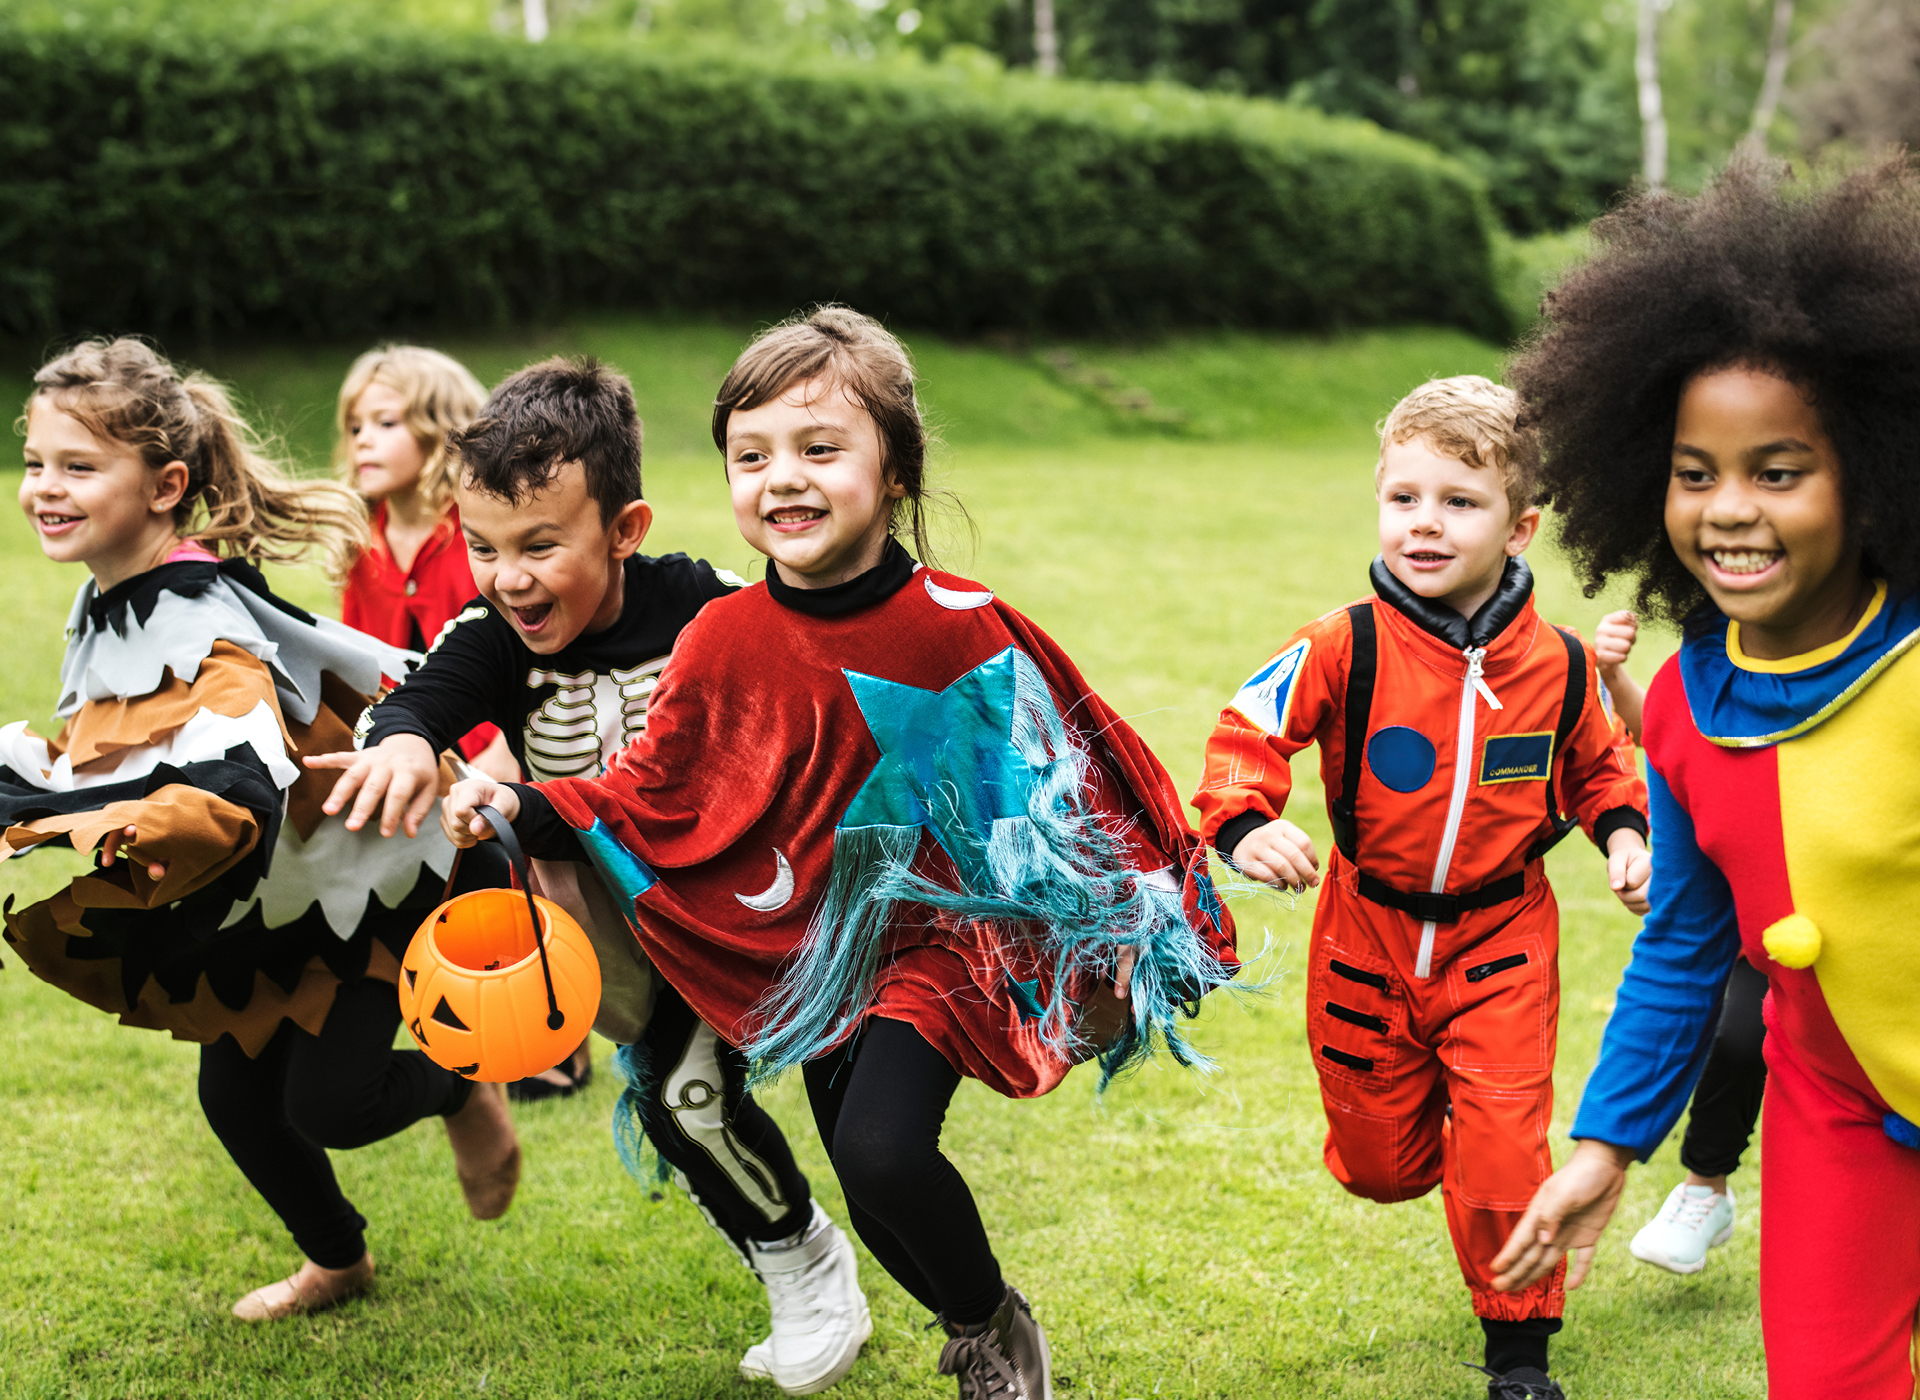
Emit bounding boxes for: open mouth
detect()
[767,506,827,532]
[35,512,82,534]
[1707,548,1783,579]
[510,603,554,632]
[1403,550,1454,567]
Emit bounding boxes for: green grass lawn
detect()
[0,321,1760,1398]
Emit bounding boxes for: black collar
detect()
[765,538,917,618]
[1369,554,1533,651]
[88,557,316,638]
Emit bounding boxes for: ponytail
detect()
[29,338,369,583]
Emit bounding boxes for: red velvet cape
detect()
[537,568,1237,1098]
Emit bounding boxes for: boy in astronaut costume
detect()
[1193,377,1650,1397]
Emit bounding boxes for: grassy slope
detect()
[0,322,1758,1398]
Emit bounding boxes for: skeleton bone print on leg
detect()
[524,658,671,779]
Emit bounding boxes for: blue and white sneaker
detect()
[1628,1183,1735,1274]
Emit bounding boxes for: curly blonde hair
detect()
[30,338,368,583]
[333,345,487,518]
[1377,374,1541,521]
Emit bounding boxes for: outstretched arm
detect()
[1492,1140,1638,1292]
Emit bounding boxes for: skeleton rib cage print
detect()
[524,657,671,780]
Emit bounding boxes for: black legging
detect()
[803,1017,1004,1327]
[1679,956,1769,1179]
[630,984,813,1255]
[198,976,472,1269]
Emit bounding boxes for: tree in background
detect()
[1791,0,1920,150]
[984,0,1645,233]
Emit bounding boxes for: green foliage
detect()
[0,14,1508,342]
[905,0,1642,234]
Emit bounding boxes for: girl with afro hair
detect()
[1489,156,1920,1398]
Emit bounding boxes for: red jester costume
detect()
[508,544,1238,1098]
[1573,582,1920,1397]
[1194,558,1646,1324]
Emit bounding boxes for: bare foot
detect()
[444,1080,521,1220]
[527,1043,591,1093]
[231,1253,375,1321]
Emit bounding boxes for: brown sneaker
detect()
[443,1080,521,1220]
[936,1285,1052,1399]
[231,1253,375,1322]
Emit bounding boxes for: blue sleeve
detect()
[1569,762,1743,1158]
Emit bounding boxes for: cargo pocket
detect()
[1444,934,1554,1074]
[1309,946,1400,1091]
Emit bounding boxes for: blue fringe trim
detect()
[609,1041,671,1188]
[744,649,1233,1088]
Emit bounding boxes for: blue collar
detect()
[1679,585,1920,747]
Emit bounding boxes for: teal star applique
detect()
[839,647,1039,889]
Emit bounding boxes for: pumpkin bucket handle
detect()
[442,805,567,1032]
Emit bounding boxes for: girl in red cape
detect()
[442,306,1238,1398]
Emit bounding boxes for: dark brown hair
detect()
[1510,156,1920,623]
[452,357,642,525]
[712,305,966,567]
[28,337,368,581]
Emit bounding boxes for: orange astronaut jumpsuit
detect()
[1194,559,1648,1321]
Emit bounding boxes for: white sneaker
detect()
[738,1201,872,1394]
[1629,1182,1735,1274]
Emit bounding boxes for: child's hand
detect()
[305,734,441,838]
[441,777,519,848]
[468,731,522,783]
[1593,610,1639,671]
[1606,829,1651,916]
[98,824,168,882]
[1230,819,1320,892]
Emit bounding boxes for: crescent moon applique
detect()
[735,848,795,912]
[923,576,995,611]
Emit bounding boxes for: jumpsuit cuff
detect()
[1213,810,1272,865]
[1590,805,1649,852]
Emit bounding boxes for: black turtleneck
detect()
[507,536,922,861]
[765,538,918,617]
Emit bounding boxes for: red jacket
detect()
[1194,560,1646,897]
[342,502,499,760]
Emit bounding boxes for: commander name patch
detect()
[1480,732,1554,784]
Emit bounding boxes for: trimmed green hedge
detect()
[0,21,1509,339]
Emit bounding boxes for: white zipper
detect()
[1415,646,1492,979]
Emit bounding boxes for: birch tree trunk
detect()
[1748,0,1796,147]
[1637,0,1669,190]
[1034,0,1059,76]
[524,0,550,41]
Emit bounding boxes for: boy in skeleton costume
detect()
[321,357,871,1397]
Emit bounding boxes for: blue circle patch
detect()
[1367,725,1437,793]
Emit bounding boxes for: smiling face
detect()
[1377,434,1539,620]
[1665,366,1866,661]
[20,398,188,591]
[345,381,429,503]
[725,377,904,589]
[456,459,652,654]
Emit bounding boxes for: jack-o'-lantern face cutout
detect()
[398,888,601,1083]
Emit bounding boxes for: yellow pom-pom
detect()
[1763,913,1822,969]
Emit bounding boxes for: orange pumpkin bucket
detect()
[398,805,601,1082]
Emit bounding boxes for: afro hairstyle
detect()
[1508,155,1920,624]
